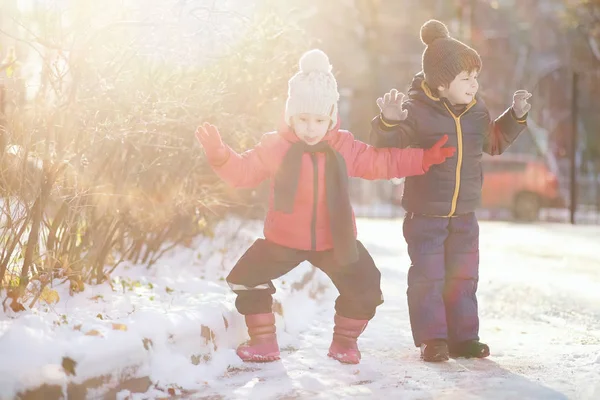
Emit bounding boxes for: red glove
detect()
[422,135,456,171]
[195,122,229,165]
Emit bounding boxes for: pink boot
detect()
[327,314,368,364]
[236,313,280,362]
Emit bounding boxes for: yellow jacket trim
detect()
[443,100,477,217]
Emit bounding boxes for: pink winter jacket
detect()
[210,122,425,251]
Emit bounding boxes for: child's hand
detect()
[376,89,408,122]
[195,122,228,164]
[512,90,532,119]
[422,135,456,171]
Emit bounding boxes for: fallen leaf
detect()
[142,338,153,350]
[4,290,26,313]
[73,324,82,331]
[40,287,60,304]
[69,277,85,295]
[85,329,102,337]
[9,299,26,313]
[62,357,77,376]
[111,323,127,331]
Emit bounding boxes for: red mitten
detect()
[195,122,229,165]
[422,135,456,171]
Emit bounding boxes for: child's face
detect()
[438,70,479,105]
[291,113,331,145]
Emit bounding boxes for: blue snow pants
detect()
[403,212,480,347]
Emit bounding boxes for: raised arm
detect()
[195,123,272,188]
[484,90,531,155]
[335,131,455,180]
[368,90,420,149]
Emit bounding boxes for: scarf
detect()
[273,141,358,266]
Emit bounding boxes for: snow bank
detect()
[0,218,336,399]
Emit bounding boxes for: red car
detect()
[480,154,565,220]
[392,154,565,221]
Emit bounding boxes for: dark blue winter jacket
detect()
[370,73,527,217]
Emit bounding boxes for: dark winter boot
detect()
[420,339,450,362]
[236,313,280,362]
[449,340,490,359]
[328,314,368,364]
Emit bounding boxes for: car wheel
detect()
[513,192,541,222]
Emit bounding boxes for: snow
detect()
[0,218,336,398]
[352,203,600,225]
[1,217,600,399]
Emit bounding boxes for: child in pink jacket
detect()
[195,49,455,364]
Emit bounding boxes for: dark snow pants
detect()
[226,239,384,320]
[403,212,480,347]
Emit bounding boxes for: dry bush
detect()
[0,1,309,307]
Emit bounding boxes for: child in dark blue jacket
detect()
[369,20,532,362]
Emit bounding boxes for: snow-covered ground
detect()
[0,218,336,399]
[1,218,600,399]
[352,203,600,225]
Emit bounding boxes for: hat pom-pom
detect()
[420,19,450,45]
[299,49,331,73]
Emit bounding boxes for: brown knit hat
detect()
[420,20,482,89]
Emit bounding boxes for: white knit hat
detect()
[285,49,339,127]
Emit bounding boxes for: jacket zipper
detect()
[443,101,476,217]
[310,154,318,250]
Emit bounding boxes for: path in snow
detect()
[192,219,600,400]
